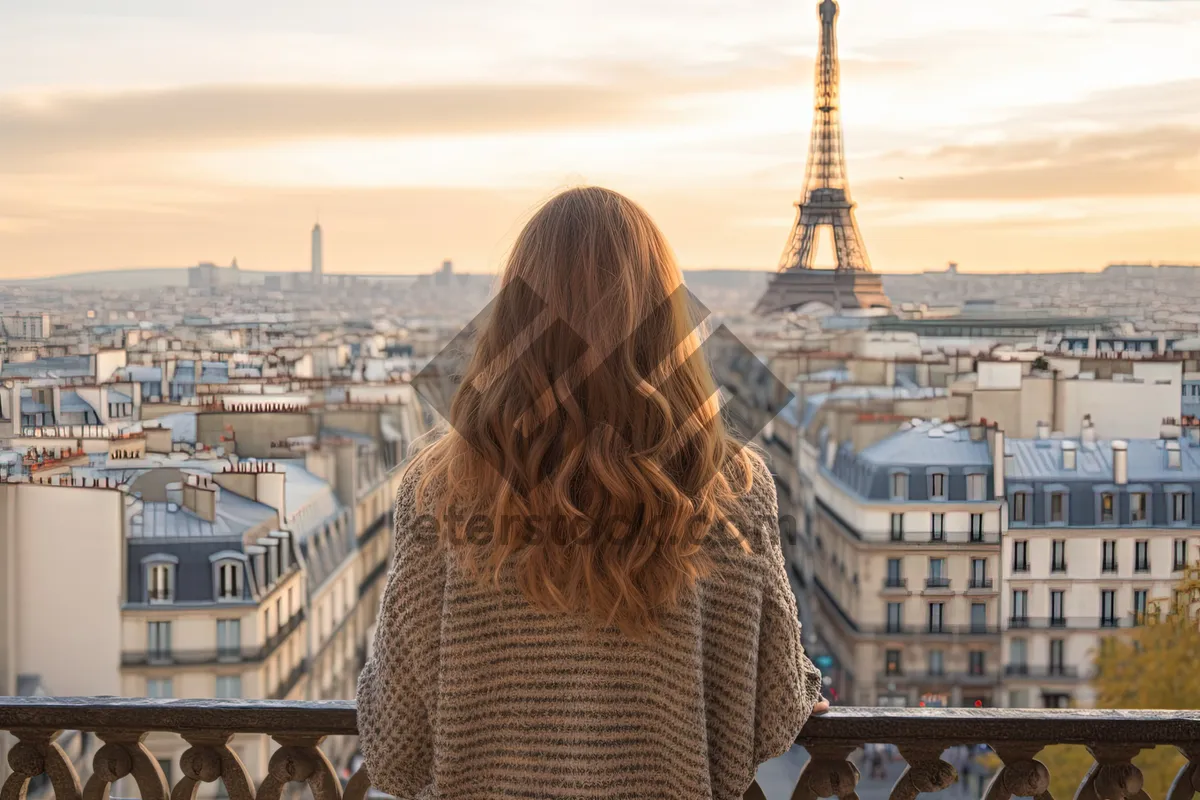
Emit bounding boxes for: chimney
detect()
[1081,415,1097,446]
[182,474,219,522]
[969,420,985,442]
[1113,441,1128,485]
[1036,420,1050,440]
[1161,417,1182,440]
[991,426,1005,500]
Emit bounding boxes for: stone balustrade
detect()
[3,698,1200,800]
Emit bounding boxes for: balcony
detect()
[924,577,952,591]
[967,578,995,591]
[121,610,305,668]
[3,699,1198,800]
[1004,665,1082,679]
[882,578,908,591]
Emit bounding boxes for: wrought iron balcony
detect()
[3,699,1200,800]
[924,576,952,590]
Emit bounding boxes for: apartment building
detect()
[999,421,1200,709]
[790,417,1007,707]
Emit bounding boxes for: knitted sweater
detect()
[356,455,824,799]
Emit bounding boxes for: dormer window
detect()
[929,472,946,500]
[1062,441,1077,471]
[143,556,178,603]
[1167,441,1182,470]
[967,473,986,502]
[891,472,909,500]
[217,561,242,601]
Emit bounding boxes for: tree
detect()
[1038,570,1200,799]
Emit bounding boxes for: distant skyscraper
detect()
[311,223,324,279]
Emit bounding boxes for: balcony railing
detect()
[883,578,908,590]
[924,577,952,590]
[3,699,1200,800]
[1004,664,1081,679]
[121,610,305,668]
[967,578,994,590]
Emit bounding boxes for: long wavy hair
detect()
[412,186,755,638]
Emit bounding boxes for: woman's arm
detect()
[356,468,441,799]
[747,456,826,764]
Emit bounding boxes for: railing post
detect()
[1078,745,1149,800]
[983,743,1053,800]
[172,733,255,800]
[889,743,958,800]
[1,729,82,800]
[792,741,861,800]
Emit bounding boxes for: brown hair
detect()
[411,186,754,638]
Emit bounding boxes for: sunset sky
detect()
[2,0,1199,278]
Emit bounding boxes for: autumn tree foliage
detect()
[1038,574,1200,800]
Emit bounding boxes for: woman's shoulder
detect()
[711,448,782,559]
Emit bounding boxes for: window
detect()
[147,621,171,661]
[1009,638,1028,672]
[1101,590,1117,627]
[1012,540,1029,572]
[930,472,946,500]
[1050,492,1066,524]
[928,557,947,588]
[968,651,986,676]
[1102,541,1117,573]
[971,603,987,632]
[147,563,174,603]
[1012,590,1029,625]
[1100,492,1115,524]
[1050,590,1065,626]
[215,676,242,699]
[1049,639,1066,674]
[885,649,902,676]
[928,602,945,633]
[216,561,242,601]
[930,513,945,542]
[887,602,903,633]
[1175,539,1188,571]
[890,513,904,541]
[891,472,909,500]
[1051,540,1067,573]
[264,608,272,637]
[276,598,283,631]
[928,649,945,676]
[886,558,903,588]
[970,514,984,541]
[970,558,988,588]
[1131,493,1148,523]
[1135,541,1149,573]
[146,678,173,699]
[1134,589,1148,624]
[1173,492,1190,523]
[217,619,241,659]
[967,473,986,502]
[1011,492,1028,523]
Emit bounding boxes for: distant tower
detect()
[756,0,889,314]
[311,223,323,279]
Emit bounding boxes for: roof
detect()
[797,385,947,431]
[122,366,162,382]
[277,460,341,538]
[59,391,98,415]
[153,412,197,443]
[860,421,992,468]
[1006,436,1200,482]
[2,356,92,379]
[128,490,277,540]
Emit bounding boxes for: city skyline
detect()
[2,0,1199,279]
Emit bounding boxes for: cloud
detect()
[0,83,661,163]
[860,126,1200,200]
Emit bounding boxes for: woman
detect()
[357,187,826,799]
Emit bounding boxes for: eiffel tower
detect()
[756,0,890,315]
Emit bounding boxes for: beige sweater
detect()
[356,455,823,799]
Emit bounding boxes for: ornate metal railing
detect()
[3,699,1200,800]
